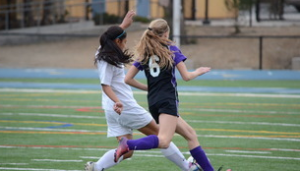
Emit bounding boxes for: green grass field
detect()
[0,79,300,171]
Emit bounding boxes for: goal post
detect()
[173,0,181,47]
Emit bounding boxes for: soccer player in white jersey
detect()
[85,11,200,171]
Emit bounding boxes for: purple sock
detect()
[190,146,214,171]
[127,135,159,150]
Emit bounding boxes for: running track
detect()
[0,68,300,94]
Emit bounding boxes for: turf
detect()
[0,79,299,171]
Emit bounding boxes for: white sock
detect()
[94,149,124,170]
[160,142,189,171]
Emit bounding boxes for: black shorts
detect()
[149,99,179,124]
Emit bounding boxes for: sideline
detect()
[0,68,300,80]
[1,68,299,93]
[1,83,300,93]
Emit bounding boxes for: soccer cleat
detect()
[114,137,129,162]
[188,161,203,171]
[85,161,96,171]
[187,156,202,171]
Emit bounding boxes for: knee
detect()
[158,138,171,149]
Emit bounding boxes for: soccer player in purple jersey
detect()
[114,18,216,171]
[85,11,200,171]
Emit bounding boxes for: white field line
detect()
[0,104,97,109]
[0,163,28,165]
[181,108,300,115]
[0,127,107,133]
[185,120,300,127]
[1,88,300,98]
[225,150,271,154]
[0,88,100,94]
[206,153,300,161]
[197,135,300,142]
[179,92,300,98]
[0,146,114,151]
[0,168,81,171]
[270,148,300,152]
[79,156,102,159]
[79,156,135,160]
[32,159,82,162]
[1,112,299,127]
[1,112,104,119]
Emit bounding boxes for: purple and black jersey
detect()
[133,45,187,107]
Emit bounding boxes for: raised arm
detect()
[125,65,148,91]
[119,10,136,30]
[176,61,211,81]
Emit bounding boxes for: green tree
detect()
[224,0,253,34]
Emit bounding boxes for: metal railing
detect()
[176,35,300,70]
[0,0,143,30]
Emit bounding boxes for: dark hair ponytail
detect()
[95,26,133,67]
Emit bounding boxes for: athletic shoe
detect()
[85,161,96,171]
[114,137,129,162]
[188,161,203,171]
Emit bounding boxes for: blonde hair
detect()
[135,18,174,69]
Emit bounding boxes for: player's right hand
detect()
[114,101,123,115]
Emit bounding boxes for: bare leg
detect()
[138,119,189,171]
[175,117,199,149]
[157,114,178,148]
[175,116,214,171]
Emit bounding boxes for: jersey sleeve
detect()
[133,61,144,71]
[97,61,114,86]
[170,45,187,65]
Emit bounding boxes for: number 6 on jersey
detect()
[148,55,160,77]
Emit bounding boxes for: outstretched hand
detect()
[113,102,123,115]
[196,67,211,76]
[119,10,136,29]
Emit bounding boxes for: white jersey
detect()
[97,59,140,111]
[95,47,152,137]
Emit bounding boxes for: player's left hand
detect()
[196,67,211,75]
[114,102,123,115]
[119,10,136,29]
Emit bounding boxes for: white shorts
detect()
[104,106,153,137]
